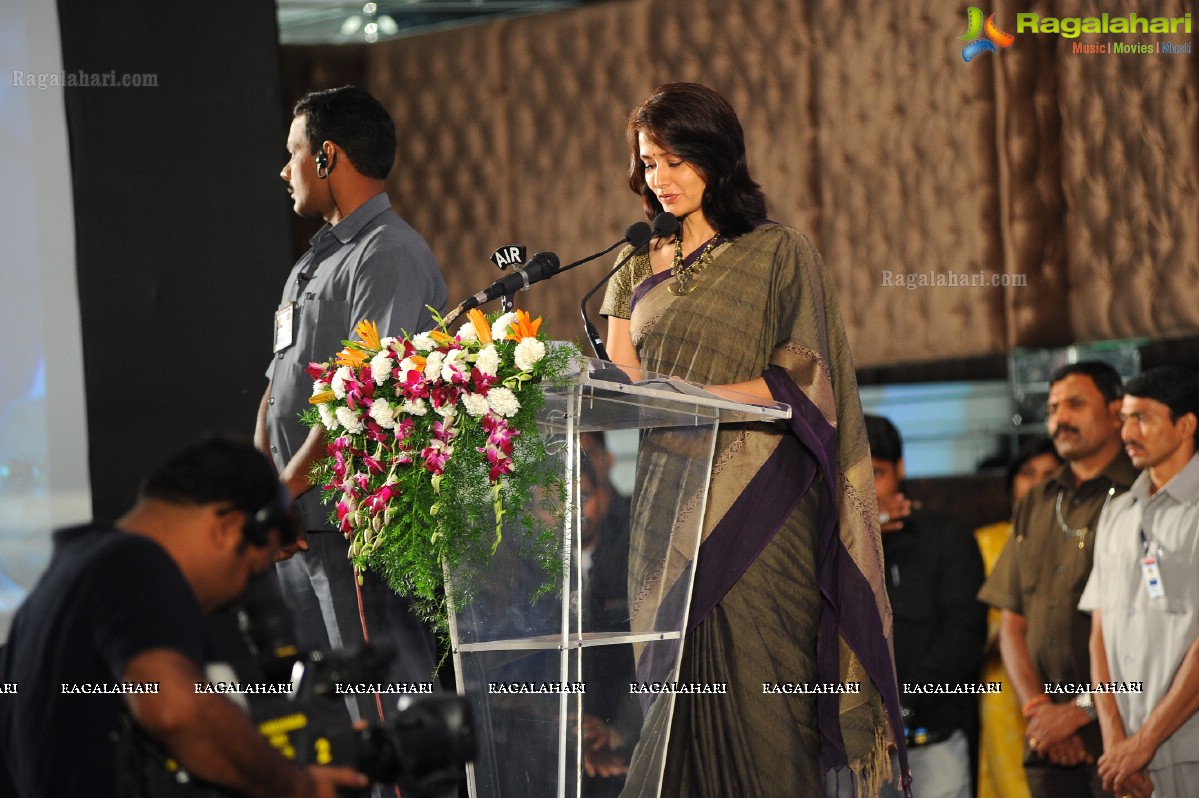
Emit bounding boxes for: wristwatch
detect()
[1075,691,1096,721]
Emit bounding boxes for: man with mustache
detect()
[978,362,1138,798]
[1080,366,1199,798]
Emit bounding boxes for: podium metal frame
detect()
[447,358,789,798]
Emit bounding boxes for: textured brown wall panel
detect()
[995,1,1071,350]
[1054,0,1199,342]
[280,0,1199,366]
[367,23,509,329]
[812,0,1006,366]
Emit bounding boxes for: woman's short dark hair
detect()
[293,85,397,180]
[626,82,767,236]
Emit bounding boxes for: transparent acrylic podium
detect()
[447,356,790,798]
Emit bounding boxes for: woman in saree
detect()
[599,82,908,797]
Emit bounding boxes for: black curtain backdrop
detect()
[57,0,294,522]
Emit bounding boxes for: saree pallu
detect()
[602,223,907,797]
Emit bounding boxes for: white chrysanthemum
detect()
[379,336,398,349]
[474,345,500,377]
[435,401,457,420]
[491,312,518,341]
[335,406,364,434]
[317,402,338,429]
[514,337,546,371]
[411,332,436,350]
[399,356,420,376]
[461,392,489,418]
[331,366,352,399]
[423,351,445,381]
[487,386,520,418]
[368,398,396,429]
[370,351,393,385]
[402,398,428,417]
[456,320,478,343]
[441,349,465,382]
[312,379,329,396]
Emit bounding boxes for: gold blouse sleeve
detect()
[599,246,652,320]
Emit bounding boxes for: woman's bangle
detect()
[1022,694,1050,717]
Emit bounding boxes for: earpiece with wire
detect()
[315,144,341,217]
[315,147,336,179]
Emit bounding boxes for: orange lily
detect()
[467,308,493,345]
[336,347,369,368]
[409,354,427,371]
[354,319,381,350]
[309,389,336,405]
[504,309,542,342]
[429,330,454,346]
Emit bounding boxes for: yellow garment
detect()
[975,521,1032,798]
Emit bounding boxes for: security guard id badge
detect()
[273,303,295,353]
[1142,551,1166,600]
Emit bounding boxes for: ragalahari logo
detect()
[960,7,1015,61]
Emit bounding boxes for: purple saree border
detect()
[761,367,909,783]
[686,432,816,631]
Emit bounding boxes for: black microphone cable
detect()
[579,212,680,362]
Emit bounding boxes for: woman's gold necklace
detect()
[668,233,721,296]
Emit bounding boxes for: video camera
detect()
[118,576,474,798]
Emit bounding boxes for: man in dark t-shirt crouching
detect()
[0,437,367,798]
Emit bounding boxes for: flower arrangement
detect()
[303,309,574,632]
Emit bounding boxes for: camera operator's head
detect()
[121,436,301,612]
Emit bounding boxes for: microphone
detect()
[580,213,680,364]
[651,211,681,237]
[444,251,560,325]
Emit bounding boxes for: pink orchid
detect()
[365,484,396,514]
[469,367,496,393]
[336,500,353,535]
[421,442,451,475]
[430,384,459,410]
[479,443,515,483]
[394,418,415,446]
[432,418,457,442]
[482,415,519,450]
[398,369,429,399]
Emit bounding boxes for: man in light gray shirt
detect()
[256,86,447,728]
[1080,366,1199,798]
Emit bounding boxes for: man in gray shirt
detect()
[255,86,447,726]
[1080,366,1199,798]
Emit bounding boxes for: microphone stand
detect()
[580,213,679,362]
